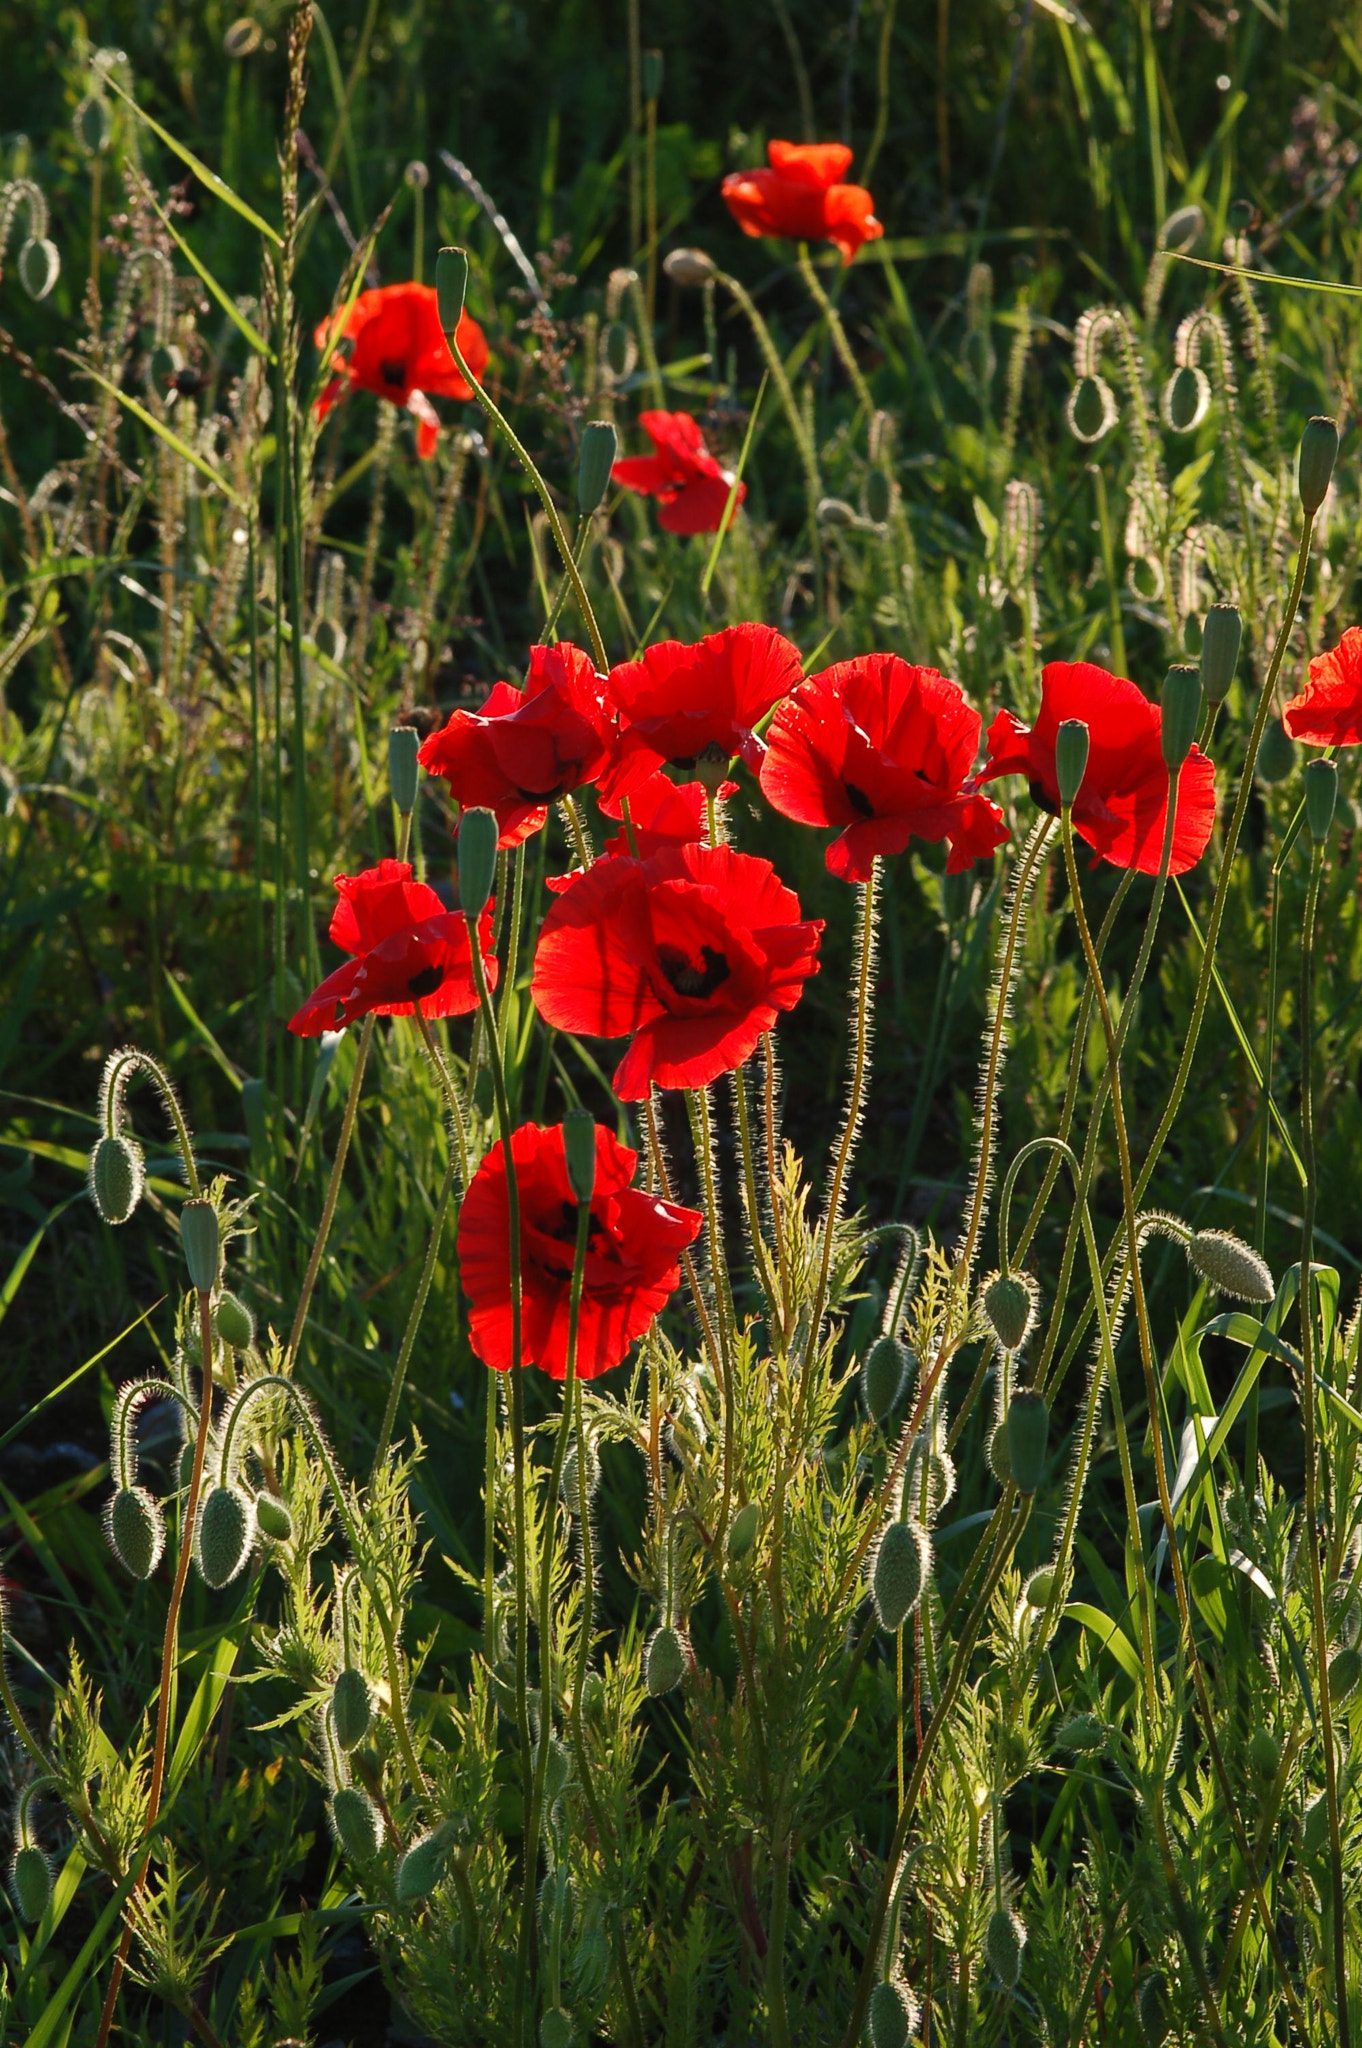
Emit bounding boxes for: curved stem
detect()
[371,1143,460,1475]
[797,243,875,418]
[103,1049,201,1196]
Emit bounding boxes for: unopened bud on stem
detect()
[1055,719,1090,808]
[561,1109,598,1204]
[389,728,421,816]
[180,1199,220,1294]
[1161,665,1203,774]
[436,247,469,337]
[458,808,499,917]
[1200,602,1241,705]
[577,420,619,516]
[1305,758,1338,846]
[1298,415,1339,517]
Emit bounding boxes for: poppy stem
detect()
[286,1011,377,1365]
[371,1142,460,1476]
[715,269,823,597]
[687,1087,737,1546]
[732,1065,781,1331]
[645,1095,724,1381]
[796,242,875,420]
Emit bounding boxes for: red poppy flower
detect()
[1283,626,1362,747]
[980,661,1217,876]
[314,282,490,458]
[612,411,746,535]
[418,642,616,848]
[531,843,823,1098]
[458,1120,701,1379]
[288,859,496,1035]
[760,655,1008,881]
[721,141,884,266]
[601,622,803,800]
[598,772,737,860]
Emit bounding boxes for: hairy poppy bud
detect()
[1187,1229,1274,1304]
[903,1433,954,1519]
[224,16,262,56]
[864,468,895,525]
[330,1784,381,1862]
[540,2011,574,2048]
[872,1521,929,1632]
[11,1843,51,1922]
[74,93,113,155]
[987,1421,1013,1488]
[179,1199,220,1294]
[1161,665,1203,774]
[254,1491,293,1543]
[1056,1712,1105,1752]
[1303,1789,1331,1859]
[1007,1390,1049,1495]
[436,247,469,337]
[603,320,638,380]
[561,1108,598,1204]
[641,48,664,100]
[985,1905,1026,1989]
[1160,202,1204,252]
[866,1978,918,2048]
[1298,415,1339,517]
[1200,603,1241,705]
[195,1485,253,1589]
[397,1830,445,1902]
[108,1485,165,1580]
[18,238,60,302]
[645,1626,687,1696]
[577,420,619,516]
[458,807,499,917]
[727,1500,760,1563]
[1067,373,1117,443]
[1305,759,1338,846]
[1248,1727,1281,1778]
[1329,1644,1361,1704]
[1255,717,1297,786]
[984,1274,1033,1353]
[818,496,859,528]
[389,727,421,816]
[1055,719,1089,807]
[333,1667,372,1752]
[1139,1971,1172,2048]
[89,1133,145,1225]
[214,1290,255,1351]
[1161,365,1210,434]
[862,1335,908,1423]
[664,246,716,289]
[1024,1565,1057,1610]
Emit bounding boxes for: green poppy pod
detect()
[330,1785,381,1863]
[11,1844,51,1922]
[436,247,469,335]
[987,1421,1013,1488]
[1006,1390,1050,1495]
[458,807,499,918]
[727,1500,760,1563]
[1054,720,1090,808]
[388,727,421,816]
[983,1275,1033,1353]
[179,1199,221,1294]
[641,48,664,100]
[1248,1727,1281,1779]
[872,1520,930,1632]
[1298,415,1339,517]
[577,420,619,517]
[214,1290,255,1351]
[89,1133,145,1225]
[254,1491,293,1543]
[107,1485,165,1580]
[1305,759,1339,847]
[645,1626,687,1696]
[195,1484,252,1589]
[1255,717,1297,786]
[561,1108,598,1205]
[396,1830,446,1902]
[862,1335,908,1423]
[1199,603,1241,705]
[332,1667,372,1752]
[1160,665,1203,774]
[866,1978,917,2048]
[985,1905,1026,1989]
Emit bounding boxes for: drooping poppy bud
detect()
[1055,1712,1105,1752]
[107,1485,165,1580]
[330,1785,381,1862]
[332,1667,373,1752]
[397,1830,446,1901]
[540,2011,574,2048]
[17,238,60,302]
[987,1421,1013,1488]
[1298,415,1339,517]
[1255,717,1297,786]
[89,1133,145,1225]
[254,1491,293,1543]
[1006,1390,1049,1495]
[577,420,619,517]
[195,1485,253,1588]
[436,246,469,337]
[1200,603,1241,705]
[866,1978,918,2048]
[458,807,499,918]
[1067,373,1117,443]
[561,1109,598,1205]
[984,1905,1026,1989]
[11,1844,52,1922]
[862,1335,908,1423]
[1161,666,1203,774]
[726,1501,760,1563]
[1161,364,1210,434]
[214,1291,255,1351]
[663,247,716,288]
[645,1625,687,1695]
[179,1199,221,1294]
[1054,720,1090,808]
[1187,1229,1274,1304]
[983,1275,1034,1353]
[871,1520,929,1631]
[1248,1727,1281,1778]
[865,469,895,525]
[389,727,421,816]
[1305,758,1338,846]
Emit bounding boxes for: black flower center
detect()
[844,781,876,818]
[380,357,408,388]
[658,944,731,1000]
[1028,778,1061,816]
[407,964,445,999]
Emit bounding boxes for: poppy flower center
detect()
[658,943,731,1000]
[380,357,408,388]
[407,964,446,999]
[844,781,876,818]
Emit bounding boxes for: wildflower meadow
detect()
[4,3,1362,2043]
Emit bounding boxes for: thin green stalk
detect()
[1090,464,1127,675]
[371,1145,460,1476]
[733,1068,781,1329]
[797,244,874,418]
[286,1013,376,1363]
[715,269,823,583]
[688,1087,736,1548]
[497,840,528,1061]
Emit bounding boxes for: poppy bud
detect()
[195,1485,253,1588]
[987,1421,1013,1488]
[865,469,895,525]
[663,247,716,288]
[397,1829,446,1901]
[866,1978,918,2048]
[818,496,859,528]
[89,1133,145,1225]
[179,1199,220,1294]
[577,420,619,516]
[1305,759,1338,846]
[540,2011,574,2048]
[560,1439,599,1517]
[1329,1644,1361,1704]
[1160,665,1203,774]
[862,1335,908,1422]
[1298,415,1339,517]
[389,727,421,816]
[214,1290,255,1352]
[458,807,499,917]
[603,320,638,380]
[1067,373,1117,443]
[436,246,469,337]
[727,1500,760,1563]
[1248,1727,1281,1778]
[983,1274,1034,1353]
[107,1485,165,1581]
[1055,1711,1105,1752]
[1228,196,1255,232]
[1255,717,1297,786]
[74,93,113,155]
[1161,365,1211,434]
[18,238,60,302]
[1187,1228,1274,1304]
[872,1520,930,1632]
[562,1108,598,1204]
[404,159,430,191]
[1200,602,1241,705]
[641,48,664,99]
[1159,202,1204,253]
[1054,719,1090,808]
[333,1666,373,1752]
[254,1491,293,1543]
[1139,1971,1172,2047]
[1024,1564,1062,1612]
[1303,1790,1330,1859]
[330,1784,381,1862]
[12,1844,51,1922]
[984,1905,1026,1989]
[645,1625,687,1695]
[1006,1390,1049,1495]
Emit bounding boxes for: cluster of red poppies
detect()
[286,623,1230,1385]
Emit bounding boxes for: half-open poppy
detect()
[1284,626,1362,747]
[612,411,745,534]
[760,654,1008,880]
[721,141,884,265]
[458,1120,701,1378]
[288,859,495,1034]
[315,282,490,458]
[602,622,803,799]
